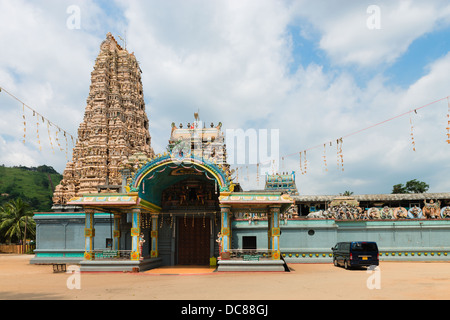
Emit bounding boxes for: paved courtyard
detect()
[1,254,449,300]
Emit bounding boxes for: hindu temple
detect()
[32,33,450,272]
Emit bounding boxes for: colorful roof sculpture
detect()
[264,171,299,195]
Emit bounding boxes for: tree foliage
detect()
[0,198,35,243]
[392,179,429,194]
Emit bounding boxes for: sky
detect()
[1,0,450,195]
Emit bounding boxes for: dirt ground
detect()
[1,254,450,300]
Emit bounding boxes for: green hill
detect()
[0,165,62,212]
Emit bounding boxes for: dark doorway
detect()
[177,217,211,265]
[242,236,257,250]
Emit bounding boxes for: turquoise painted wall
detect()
[232,219,450,262]
[33,213,450,264]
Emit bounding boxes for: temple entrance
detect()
[160,173,219,266]
[177,217,211,265]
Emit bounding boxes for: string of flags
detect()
[2,85,450,181]
[447,98,450,145]
[231,94,450,182]
[0,86,76,160]
[410,114,416,152]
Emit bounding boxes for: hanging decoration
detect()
[303,151,308,174]
[323,143,328,172]
[447,98,450,144]
[55,128,64,152]
[336,138,344,172]
[35,112,42,152]
[410,114,416,152]
[0,86,76,158]
[64,132,69,160]
[46,120,55,154]
[299,152,304,175]
[22,104,26,144]
[256,163,260,186]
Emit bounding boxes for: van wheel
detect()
[333,258,338,267]
[344,260,350,269]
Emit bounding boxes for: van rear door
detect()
[351,242,379,266]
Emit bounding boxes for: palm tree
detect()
[0,198,35,245]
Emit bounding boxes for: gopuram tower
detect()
[53,33,154,208]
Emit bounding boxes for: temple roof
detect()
[293,192,450,203]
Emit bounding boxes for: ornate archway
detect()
[123,153,234,264]
[126,153,233,207]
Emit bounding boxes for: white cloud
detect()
[291,0,450,67]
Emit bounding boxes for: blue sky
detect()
[1,0,450,195]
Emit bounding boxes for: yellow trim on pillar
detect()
[131,228,140,237]
[131,251,140,261]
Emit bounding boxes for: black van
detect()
[332,241,379,269]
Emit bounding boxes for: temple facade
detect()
[33,33,293,271]
[32,33,450,272]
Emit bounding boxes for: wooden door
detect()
[177,217,210,265]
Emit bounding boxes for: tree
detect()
[392,179,429,194]
[0,198,35,244]
[392,184,407,194]
[342,191,354,196]
[405,179,429,193]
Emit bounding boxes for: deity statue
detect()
[393,207,408,219]
[139,233,146,260]
[423,200,441,219]
[216,232,223,256]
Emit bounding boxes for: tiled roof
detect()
[293,193,450,202]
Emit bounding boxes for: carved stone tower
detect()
[53,33,154,207]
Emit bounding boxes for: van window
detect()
[351,242,377,251]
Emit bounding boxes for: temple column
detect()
[267,211,272,250]
[130,208,141,261]
[113,214,121,251]
[269,205,281,260]
[150,214,159,258]
[84,209,95,260]
[220,205,231,257]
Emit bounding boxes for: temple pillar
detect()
[113,214,121,251]
[84,210,95,260]
[150,214,159,258]
[220,205,231,257]
[269,205,281,260]
[130,208,141,261]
